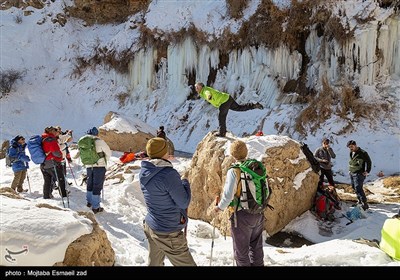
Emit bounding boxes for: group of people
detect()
[313,138,372,211]
[5,82,385,267]
[7,125,112,214]
[8,126,73,196]
[139,134,376,267]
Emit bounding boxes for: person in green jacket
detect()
[195,82,263,137]
[347,140,372,210]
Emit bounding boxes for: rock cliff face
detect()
[186,132,319,236]
[0,0,45,10]
[68,0,149,25]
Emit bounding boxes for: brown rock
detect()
[55,212,115,266]
[0,140,10,160]
[187,132,319,237]
[100,111,174,155]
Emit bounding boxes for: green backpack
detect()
[230,159,273,214]
[78,135,103,165]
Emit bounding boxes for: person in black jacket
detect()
[347,140,372,210]
[156,126,166,139]
[314,138,336,187]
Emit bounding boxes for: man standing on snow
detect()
[80,127,111,214]
[347,140,372,210]
[139,137,196,266]
[314,138,336,187]
[195,82,263,137]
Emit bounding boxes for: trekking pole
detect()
[62,162,70,208]
[67,159,78,187]
[183,208,188,237]
[53,161,66,208]
[102,167,106,202]
[210,196,220,266]
[26,172,32,194]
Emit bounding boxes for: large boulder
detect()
[186,132,319,236]
[55,212,115,266]
[99,111,174,155]
[0,188,115,266]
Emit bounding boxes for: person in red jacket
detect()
[40,126,68,199]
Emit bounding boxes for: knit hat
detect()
[146,137,168,159]
[230,140,248,161]
[87,127,99,136]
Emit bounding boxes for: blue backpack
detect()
[27,135,47,164]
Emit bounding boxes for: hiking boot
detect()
[362,203,369,211]
[17,189,28,193]
[254,102,264,109]
[215,132,226,137]
[92,207,104,214]
[87,202,92,208]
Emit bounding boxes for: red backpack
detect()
[314,191,336,221]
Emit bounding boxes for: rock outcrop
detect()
[55,212,115,266]
[187,132,319,236]
[99,111,175,155]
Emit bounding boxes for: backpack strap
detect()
[228,166,242,228]
[94,137,106,163]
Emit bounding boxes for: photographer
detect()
[56,126,73,163]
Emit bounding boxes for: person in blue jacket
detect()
[8,135,30,192]
[139,137,196,266]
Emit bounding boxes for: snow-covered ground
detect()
[1,144,399,267]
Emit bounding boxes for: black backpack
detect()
[300,142,320,174]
